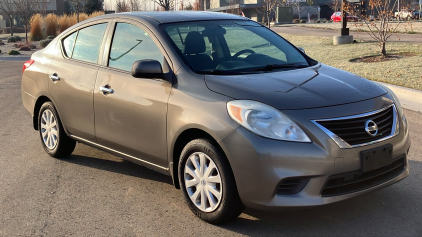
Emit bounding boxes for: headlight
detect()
[227,100,311,142]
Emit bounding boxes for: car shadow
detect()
[218,159,421,235]
[63,154,173,186]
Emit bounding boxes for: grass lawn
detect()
[282,33,422,91]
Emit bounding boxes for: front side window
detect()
[162,20,312,75]
[108,22,164,72]
[72,23,107,64]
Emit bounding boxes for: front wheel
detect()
[38,102,76,158]
[178,139,244,224]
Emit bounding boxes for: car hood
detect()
[204,64,387,110]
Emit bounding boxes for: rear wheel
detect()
[38,102,76,158]
[178,139,244,224]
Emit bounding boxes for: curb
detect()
[378,82,422,113]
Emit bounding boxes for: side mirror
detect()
[132,59,163,79]
[297,47,305,54]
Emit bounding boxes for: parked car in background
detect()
[331,12,359,22]
[413,11,421,19]
[395,10,413,20]
[21,11,410,224]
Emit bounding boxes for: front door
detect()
[94,21,171,168]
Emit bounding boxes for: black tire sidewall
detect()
[178,139,242,223]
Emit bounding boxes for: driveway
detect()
[272,25,422,44]
[1,61,421,236]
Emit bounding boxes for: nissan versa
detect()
[21,11,410,224]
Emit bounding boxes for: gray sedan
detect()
[21,11,410,224]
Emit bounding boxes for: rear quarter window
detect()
[68,23,107,64]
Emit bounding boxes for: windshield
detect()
[162,20,313,75]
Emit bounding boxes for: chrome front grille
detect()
[312,104,399,148]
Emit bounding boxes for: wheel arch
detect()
[33,96,52,130]
[170,128,228,189]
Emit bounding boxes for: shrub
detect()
[0,49,2,54]
[322,20,327,23]
[30,44,37,49]
[30,14,44,41]
[0,41,4,46]
[45,13,58,37]
[90,11,105,18]
[15,35,22,41]
[7,36,17,43]
[8,50,20,55]
[300,19,306,23]
[47,35,55,40]
[19,46,31,51]
[58,15,71,33]
[293,19,300,23]
[316,19,321,23]
[40,39,52,48]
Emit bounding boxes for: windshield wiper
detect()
[251,63,309,72]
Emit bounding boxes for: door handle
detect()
[49,73,60,82]
[100,85,114,95]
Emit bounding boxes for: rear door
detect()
[48,21,109,142]
[94,20,172,168]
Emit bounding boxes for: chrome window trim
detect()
[312,104,399,149]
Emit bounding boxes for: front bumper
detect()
[219,97,410,211]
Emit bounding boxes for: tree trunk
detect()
[380,41,386,57]
[9,17,14,36]
[25,25,28,44]
[77,4,80,22]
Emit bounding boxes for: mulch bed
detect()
[349,52,418,63]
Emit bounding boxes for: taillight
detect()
[23,59,35,74]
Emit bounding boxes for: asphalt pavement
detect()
[272,25,422,44]
[1,61,421,236]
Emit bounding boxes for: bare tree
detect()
[193,0,200,10]
[0,0,17,36]
[116,0,130,12]
[346,0,400,57]
[257,0,281,28]
[14,0,35,43]
[68,0,89,22]
[327,0,341,12]
[128,0,142,11]
[33,0,51,15]
[154,0,174,11]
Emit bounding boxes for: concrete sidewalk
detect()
[272,26,422,44]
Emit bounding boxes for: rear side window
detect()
[71,23,107,64]
[108,22,164,72]
[63,32,77,57]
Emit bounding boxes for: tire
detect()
[178,139,244,224]
[38,101,76,158]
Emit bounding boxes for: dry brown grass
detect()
[30,14,43,41]
[90,11,105,18]
[30,11,106,38]
[58,15,71,33]
[45,13,58,37]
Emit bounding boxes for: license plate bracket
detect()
[360,144,393,173]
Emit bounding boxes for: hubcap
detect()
[40,109,58,150]
[184,152,222,212]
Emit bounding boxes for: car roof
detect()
[97,11,247,24]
